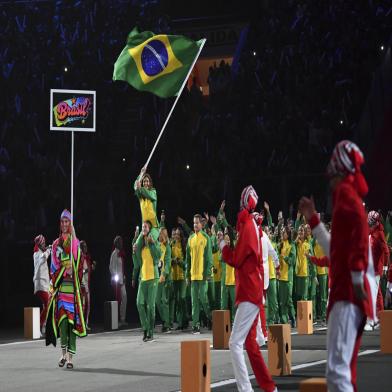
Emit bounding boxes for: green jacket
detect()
[216,210,229,232]
[160,241,172,279]
[134,175,159,227]
[185,230,213,280]
[132,235,161,281]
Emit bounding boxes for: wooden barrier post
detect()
[380,310,392,353]
[24,307,41,339]
[268,324,291,376]
[299,378,327,391]
[181,340,210,392]
[297,300,313,334]
[212,310,231,349]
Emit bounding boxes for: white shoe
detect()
[364,323,373,332]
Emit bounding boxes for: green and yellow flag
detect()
[113,28,203,98]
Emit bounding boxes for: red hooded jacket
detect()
[222,209,264,305]
[370,223,390,276]
[309,177,373,319]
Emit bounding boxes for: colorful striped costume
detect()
[45,235,86,352]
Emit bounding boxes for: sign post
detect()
[50,89,96,219]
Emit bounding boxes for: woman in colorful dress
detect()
[45,210,86,369]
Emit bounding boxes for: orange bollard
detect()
[181,340,210,392]
[212,310,231,349]
[268,324,291,376]
[297,301,313,334]
[299,378,327,391]
[380,310,392,353]
[24,307,40,339]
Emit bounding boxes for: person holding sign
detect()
[45,210,86,369]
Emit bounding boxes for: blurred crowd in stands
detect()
[0,0,390,258]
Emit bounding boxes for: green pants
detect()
[156,280,171,328]
[137,279,158,337]
[170,280,187,328]
[59,318,76,355]
[296,276,309,301]
[267,279,279,324]
[288,274,296,321]
[317,274,328,320]
[208,280,216,310]
[309,277,317,318]
[221,284,236,323]
[279,280,290,324]
[213,281,221,311]
[185,282,192,322]
[191,280,210,328]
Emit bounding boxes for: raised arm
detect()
[299,196,331,258]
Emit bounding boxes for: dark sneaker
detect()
[192,326,200,335]
[146,335,156,342]
[143,331,148,342]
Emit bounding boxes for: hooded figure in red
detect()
[221,185,277,392]
[299,140,376,392]
[368,211,390,322]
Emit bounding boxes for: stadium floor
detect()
[0,325,389,391]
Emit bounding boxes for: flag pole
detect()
[144,38,207,169]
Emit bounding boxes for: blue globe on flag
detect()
[141,40,169,76]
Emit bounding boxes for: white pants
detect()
[326,301,364,392]
[229,301,259,392]
[366,275,380,326]
[119,284,127,322]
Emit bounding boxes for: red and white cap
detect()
[327,140,368,197]
[368,210,380,227]
[240,185,258,211]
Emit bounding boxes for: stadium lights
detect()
[186,164,190,170]
[380,45,384,51]
[253,51,257,56]
[340,120,343,125]
[122,158,126,162]
[64,67,68,72]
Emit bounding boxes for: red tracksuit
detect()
[370,224,390,317]
[222,209,275,392]
[309,177,373,392]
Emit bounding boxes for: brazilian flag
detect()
[113,28,203,98]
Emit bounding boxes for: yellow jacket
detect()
[185,231,213,281]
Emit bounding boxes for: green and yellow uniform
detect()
[133,235,161,338]
[306,236,317,317]
[134,175,159,240]
[156,241,171,329]
[170,240,187,329]
[208,235,222,311]
[267,241,279,324]
[221,260,236,324]
[185,230,213,329]
[278,240,296,323]
[295,240,310,301]
[314,240,328,320]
